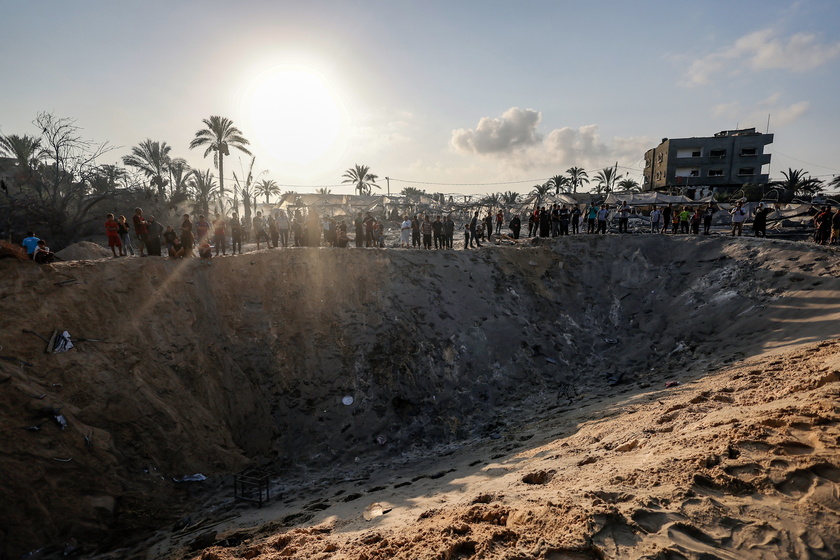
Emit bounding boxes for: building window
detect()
[710,149,726,158]
[645,159,651,168]
[692,150,701,157]
[708,169,724,177]
[690,170,699,177]
[737,167,755,176]
[740,147,757,156]
[657,153,664,163]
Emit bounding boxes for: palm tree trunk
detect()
[218,153,225,199]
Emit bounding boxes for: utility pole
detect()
[385,177,390,196]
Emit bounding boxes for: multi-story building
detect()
[643,128,773,197]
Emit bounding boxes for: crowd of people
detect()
[15,199,836,264]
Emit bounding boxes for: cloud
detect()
[451,107,543,154]
[450,108,650,177]
[711,94,809,127]
[684,29,840,86]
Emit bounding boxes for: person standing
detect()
[509,214,521,239]
[550,204,560,237]
[558,204,570,236]
[442,214,455,248]
[276,209,290,247]
[570,205,581,235]
[117,215,135,256]
[230,212,242,254]
[469,211,482,247]
[432,215,443,249]
[495,210,503,234]
[679,206,691,234]
[268,215,279,247]
[180,214,194,256]
[586,203,598,234]
[253,211,269,249]
[133,208,149,256]
[195,214,211,245]
[400,215,412,248]
[104,216,121,258]
[730,202,747,236]
[484,213,494,240]
[661,203,673,234]
[649,205,662,234]
[539,207,550,237]
[213,213,227,255]
[752,203,770,238]
[703,204,715,235]
[421,215,433,249]
[146,216,164,256]
[597,205,610,234]
[690,208,702,235]
[617,201,630,233]
[354,212,365,248]
[463,223,471,250]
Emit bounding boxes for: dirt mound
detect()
[1,236,839,557]
[55,240,113,261]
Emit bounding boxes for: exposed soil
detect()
[1,235,838,559]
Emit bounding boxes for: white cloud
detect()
[710,94,809,128]
[684,29,840,87]
[450,107,543,154]
[450,108,649,178]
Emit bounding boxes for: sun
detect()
[241,64,348,170]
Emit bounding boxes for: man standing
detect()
[213,213,227,255]
[276,209,290,247]
[730,202,747,236]
[230,212,242,254]
[495,210,503,234]
[703,204,715,235]
[570,205,581,235]
[753,203,770,238]
[509,214,521,239]
[421,215,433,249]
[558,204,570,236]
[253,211,269,249]
[469,211,481,247]
[442,214,455,248]
[597,205,610,234]
[662,203,673,234]
[354,212,365,247]
[617,201,630,233]
[432,215,443,249]
[586,203,598,234]
[650,205,662,234]
[133,208,149,256]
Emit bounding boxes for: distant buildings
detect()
[643,128,773,198]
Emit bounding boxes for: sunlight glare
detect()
[242,65,348,171]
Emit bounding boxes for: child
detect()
[33,240,59,264]
[168,237,185,259]
[117,215,134,256]
[198,241,212,265]
[105,213,122,257]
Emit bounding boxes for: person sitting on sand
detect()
[33,239,60,264]
[169,236,185,259]
[105,214,121,258]
[198,241,212,265]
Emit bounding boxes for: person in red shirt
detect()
[132,208,149,257]
[105,213,122,258]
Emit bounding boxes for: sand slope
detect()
[0,235,838,558]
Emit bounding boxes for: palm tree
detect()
[548,174,569,195]
[594,167,623,194]
[401,186,426,196]
[616,178,641,193]
[0,134,43,170]
[531,182,552,208]
[168,158,192,199]
[342,164,379,195]
[255,179,280,205]
[189,116,251,200]
[122,139,172,198]
[502,191,519,207]
[566,166,590,194]
[315,187,332,195]
[189,169,218,217]
[769,168,824,198]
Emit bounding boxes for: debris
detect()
[363,502,392,521]
[173,473,207,483]
[54,279,82,287]
[0,355,33,367]
[376,435,387,445]
[528,261,538,267]
[665,381,680,388]
[52,331,74,353]
[54,414,68,430]
[24,425,41,432]
[53,457,72,462]
[22,329,50,343]
[545,357,557,364]
[604,338,619,344]
[342,395,354,406]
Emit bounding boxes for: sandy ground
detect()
[1,233,839,559]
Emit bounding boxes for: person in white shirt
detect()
[730,202,747,236]
[400,216,412,248]
[650,205,662,234]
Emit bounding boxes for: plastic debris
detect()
[342,395,354,406]
[604,338,619,344]
[52,331,74,353]
[54,414,68,430]
[665,381,680,388]
[173,473,207,483]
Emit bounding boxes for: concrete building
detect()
[643,128,773,197]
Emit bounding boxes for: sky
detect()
[1,0,839,196]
